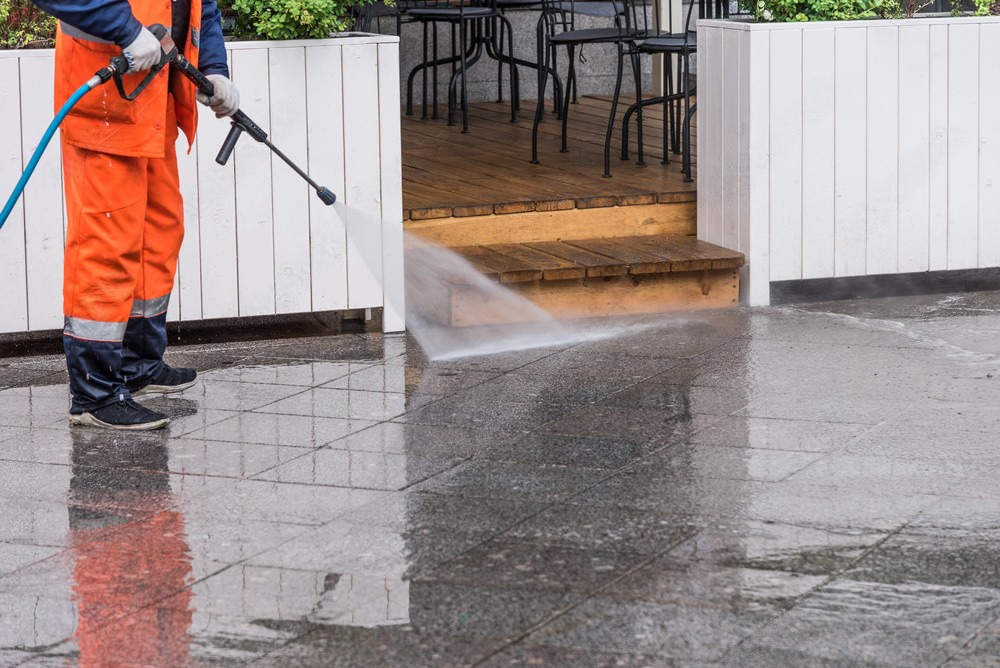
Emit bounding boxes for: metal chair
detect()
[530,0,650,177]
[621,0,726,181]
[404,0,518,132]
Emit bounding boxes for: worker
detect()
[30,0,239,430]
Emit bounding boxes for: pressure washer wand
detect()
[170,53,337,206]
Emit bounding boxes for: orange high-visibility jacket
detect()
[53,0,204,158]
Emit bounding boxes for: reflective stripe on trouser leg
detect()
[122,296,170,388]
[63,318,128,412]
[122,110,184,389]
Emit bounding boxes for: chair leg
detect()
[548,40,562,118]
[631,48,644,167]
[447,24,457,126]
[603,45,626,178]
[425,24,433,119]
[460,21,471,132]
[499,14,519,121]
[405,26,425,117]
[432,25,441,119]
[496,15,505,104]
[662,60,670,164]
[561,45,575,153]
[531,30,554,164]
[681,52,694,181]
[683,102,695,181]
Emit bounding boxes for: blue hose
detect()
[0,80,97,231]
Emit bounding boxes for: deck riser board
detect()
[405,202,697,247]
[446,270,740,327]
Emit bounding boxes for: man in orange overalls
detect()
[31,0,239,429]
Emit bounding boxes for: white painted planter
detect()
[698,16,1000,305]
[0,33,405,334]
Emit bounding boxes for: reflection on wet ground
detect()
[3,292,1000,666]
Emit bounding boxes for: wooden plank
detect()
[801,27,836,279]
[405,201,697,246]
[833,26,867,278]
[866,26,899,276]
[0,57,28,333]
[897,23,931,273]
[719,24,739,251]
[342,42,385,308]
[406,244,499,284]
[448,270,740,327]
[657,235,744,269]
[232,47,276,317]
[451,245,542,283]
[270,45,313,315]
[175,131,202,320]
[947,22,980,269]
[378,40,406,333]
[566,237,673,274]
[486,243,587,280]
[198,48,240,318]
[745,28,771,305]
[627,235,714,271]
[306,44,349,312]
[767,28,803,282]
[19,56,62,330]
[928,24,949,272]
[979,23,1000,268]
[523,241,627,277]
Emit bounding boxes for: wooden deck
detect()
[401,95,697,221]
[399,95,741,327]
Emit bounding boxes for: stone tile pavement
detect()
[2,292,1000,666]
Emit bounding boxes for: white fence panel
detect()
[700,17,1000,304]
[745,29,771,306]
[767,29,803,282]
[19,56,63,331]
[946,23,979,269]
[377,42,405,333]
[978,24,1000,267]
[0,57,28,333]
[720,28,741,253]
[897,24,930,274]
[865,26,899,276]
[800,27,835,279]
[175,133,202,320]
[196,60,240,319]
[0,34,403,334]
[268,45,312,315]
[697,22,724,247]
[832,27,867,279]
[928,24,950,272]
[305,44,349,313]
[341,43,385,310]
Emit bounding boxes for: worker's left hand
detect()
[197,74,240,118]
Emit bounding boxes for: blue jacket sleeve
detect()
[197,0,230,78]
[30,0,142,47]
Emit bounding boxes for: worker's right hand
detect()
[122,27,162,73]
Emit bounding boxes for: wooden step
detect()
[412,234,745,327]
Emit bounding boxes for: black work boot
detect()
[129,365,199,397]
[69,397,170,431]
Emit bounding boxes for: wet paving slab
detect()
[3,292,1000,665]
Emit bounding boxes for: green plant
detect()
[0,0,56,49]
[974,0,1000,15]
[743,0,895,20]
[221,0,381,39]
